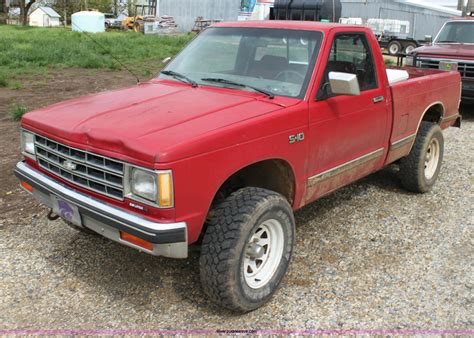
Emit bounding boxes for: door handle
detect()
[373,96,385,103]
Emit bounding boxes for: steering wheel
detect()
[275,70,305,83]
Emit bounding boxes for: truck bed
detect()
[386,67,461,164]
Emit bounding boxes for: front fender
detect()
[166,118,309,244]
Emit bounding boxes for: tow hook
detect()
[47,209,60,221]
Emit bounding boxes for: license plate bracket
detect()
[439,61,458,72]
[51,196,82,227]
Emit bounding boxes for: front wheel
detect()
[399,122,444,193]
[199,187,295,312]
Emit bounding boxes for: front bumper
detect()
[14,161,188,258]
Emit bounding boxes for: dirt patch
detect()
[0,69,137,226]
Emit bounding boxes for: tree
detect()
[83,0,112,13]
[53,0,81,25]
[457,0,473,16]
[20,0,36,25]
[0,0,7,24]
[467,0,474,14]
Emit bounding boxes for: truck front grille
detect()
[34,134,125,200]
[418,57,474,78]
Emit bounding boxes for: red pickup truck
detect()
[406,19,474,102]
[15,21,461,312]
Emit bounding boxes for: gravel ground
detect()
[0,107,473,331]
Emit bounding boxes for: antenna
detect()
[71,21,141,84]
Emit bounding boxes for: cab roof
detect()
[211,20,364,33]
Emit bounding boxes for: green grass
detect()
[8,81,23,90]
[0,25,193,79]
[0,74,7,87]
[384,58,396,66]
[9,103,29,121]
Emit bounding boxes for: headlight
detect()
[131,168,157,202]
[21,130,35,159]
[126,166,173,208]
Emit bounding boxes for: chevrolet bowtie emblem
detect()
[63,160,77,171]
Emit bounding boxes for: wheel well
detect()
[422,103,444,124]
[212,159,296,207]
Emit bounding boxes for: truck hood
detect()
[414,44,474,58]
[23,80,295,164]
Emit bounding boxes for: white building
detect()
[29,7,61,27]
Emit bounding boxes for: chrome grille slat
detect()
[35,143,123,175]
[36,153,123,189]
[34,134,124,200]
[418,57,474,78]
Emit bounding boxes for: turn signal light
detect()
[20,180,33,192]
[120,231,154,251]
[158,173,173,207]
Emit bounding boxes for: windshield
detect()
[159,27,323,99]
[435,22,474,44]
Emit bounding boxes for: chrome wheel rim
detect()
[389,44,399,55]
[424,138,440,180]
[243,219,284,289]
[405,45,415,54]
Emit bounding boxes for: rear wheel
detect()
[404,42,417,54]
[199,187,295,312]
[388,40,402,55]
[399,122,444,193]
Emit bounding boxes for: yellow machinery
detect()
[122,15,144,32]
[122,0,157,33]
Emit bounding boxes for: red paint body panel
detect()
[414,44,474,59]
[305,26,392,202]
[389,67,461,143]
[20,22,462,245]
[23,80,298,165]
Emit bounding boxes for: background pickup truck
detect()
[406,19,474,102]
[15,21,461,312]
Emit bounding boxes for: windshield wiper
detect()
[201,77,275,99]
[161,70,198,87]
[437,40,463,44]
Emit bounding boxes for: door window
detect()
[319,33,378,98]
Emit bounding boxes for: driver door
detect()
[305,31,390,203]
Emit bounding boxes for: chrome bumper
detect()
[14,161,188,258]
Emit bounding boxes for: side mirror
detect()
[425,35,433,43]
[328,72,360,96]
[162,56,172,65]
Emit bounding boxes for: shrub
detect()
[9,103,29,121]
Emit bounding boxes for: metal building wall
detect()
[158,0,240,32]
[341,0,459,40]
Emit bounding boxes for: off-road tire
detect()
[199,187,295,312]
[399,122,444,193]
